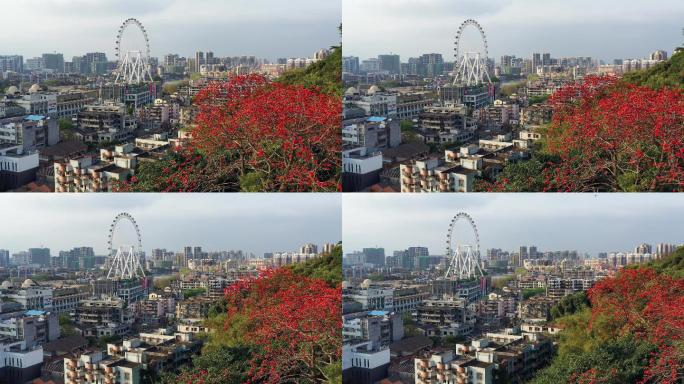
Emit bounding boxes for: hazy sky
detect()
[0,194,341,256]
[343,194,684,256]
[343,0,684,62]
[0,0,340,60]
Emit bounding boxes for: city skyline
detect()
[0,194,341,256]
[0,0,340,60]
[342,194,684,256]
[343,0,684,62]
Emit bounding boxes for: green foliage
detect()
[522,287,546,299]
[550,291,589,320]
[153,276,177,290]
[402,313,419,337]
[58,118,75,140]
[367,273,385,281]
[160,345,253,384]
[476,151,559,192]
[91,335,122,348]
[492,275,514,290]
[288,244,342,287]
[530,336,655,384]
[322,360,342,384]
[529,94,550,105]
[162,80,188,95]
[647,246,684,279]
[277,45,342,96]
[501,82,523,96]
[239,171,268,192]
[207,298,227,319]
[400,120,420,142]
[400,120,414,132]
[623,51,684,89]
[59,313,76,337]
[183,287,206,299]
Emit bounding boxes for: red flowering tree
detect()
[223,268,342,383]
[544,76,684,191]
[120,74,341,192]
[587,267,684,383]
[478,76,684,192]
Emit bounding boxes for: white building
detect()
[342,146,384,192]
[342,341,391,384]
[0,144,39,191]
[415,350,494,384]
[0,340,43,384]
[0,279,53,310]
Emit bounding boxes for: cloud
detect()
[342,194,684,256]
[343,0,684,61]
[0,0,340,59]
[0,194,341,256]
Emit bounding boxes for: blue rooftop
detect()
[366,117,386,123]
[25,310,46,316]
[368,310,389,316]
[24,115,45,121]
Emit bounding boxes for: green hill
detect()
[288,243,342,287]
[623,50,684,89]
[648,246,684,278]
[277,45,342,96]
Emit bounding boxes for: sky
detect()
[342,194,684,257]
[0,0,340,61]
[343,0,684,62]
[0,194,341,256]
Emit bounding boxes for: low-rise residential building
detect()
[64,349,141,384]
[75,103,136,144]
[54,143,142,192]
[0,310,60,349]
[342,116,401,150]
[0,144,39,191]
[343,341,391,384]
[343,310,404,347]
[400,157,477,193]
[0,340,43,384]
[415,350,494,384]
[0,115,59,151]
[342,146,383,192]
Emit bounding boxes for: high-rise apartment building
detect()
[634,243,653,254]
[532,53,541,72]
[0,249,9,267]
[363,248,385,266]
[299,243,318,254]
[343,56,360,75]
[28,248,50,267]
[378,54,401,74]
[42,53,65,72]
[0,55,23,72]
[195,51,205,72]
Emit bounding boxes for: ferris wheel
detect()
[452,19,492,86]
[106,212,145,279]
[114,18,153,85]
[445,212,484,279]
